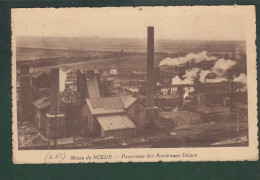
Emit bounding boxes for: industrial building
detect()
[81,95,146,138]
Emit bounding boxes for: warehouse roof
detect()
[32,97,50,109]
[86,97,124,115]
[86,95,137,115]
[87,79,101,98]
[97,114,136,131]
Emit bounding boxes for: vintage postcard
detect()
[12,6,258,164]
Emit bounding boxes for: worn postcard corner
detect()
[11,6,258,164]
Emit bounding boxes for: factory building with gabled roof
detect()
[81,95,146,138]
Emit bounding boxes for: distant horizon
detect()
[16,35,246,42]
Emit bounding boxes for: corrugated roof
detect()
[86,97,124,115]
[32,97,50,109]
[120,96,137,109]
[97,114,136,131]
[86,95,137,115]
[87,79,101,98]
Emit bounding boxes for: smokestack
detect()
[145,26,159,127]
[20,64,31,121]
[46,68,66,140]
[49,68,61,114]
[146,26,155,107]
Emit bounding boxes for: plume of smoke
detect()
[171,75,194,99]
[233,73,247,85]
[199,70,211,83]
[205,77,228,83]
[211,58,236,77]
[198,59,236,83]
[233,73,247,92]
[183,87,195,99]
[159,51,217,67]
[183,68,200,82]
[171,58,237,84]
[166,51,240,99]
[171,75,192,85]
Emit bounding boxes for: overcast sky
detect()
[12,6,247,40]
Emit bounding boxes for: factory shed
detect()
[82,95,146,137]
[97,115,136,138]
[32,97,50,132]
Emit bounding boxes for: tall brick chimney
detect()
[145,26,159,126]
[49,68,61,114]
[46,68,66,140]
[146,26,155,107]
[20,64,31,121]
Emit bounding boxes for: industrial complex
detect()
[16,27,248,149]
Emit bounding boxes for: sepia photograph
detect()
[11,6,257,163]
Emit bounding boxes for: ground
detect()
[18,121,48,149]
[18,109,248,149]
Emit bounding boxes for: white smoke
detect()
[183,87,195,99]
[161,51,237,84]
[195,59,236,83]
[183,68,200,82]
[233,73,247,92]
[169,57,238,98]
[170,58,237,85]
[212,58,236,77]
[233,73,247,85]
[205,77,228,83]
[199,70,211,83]
[159,51,217,67]
[161,50,244,98]
[171,75,192,85]
[171,75,194,99]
